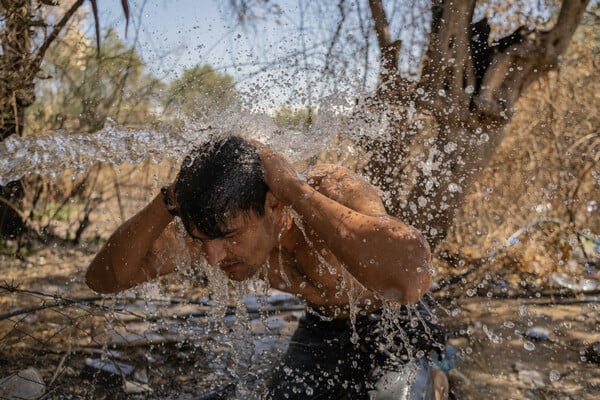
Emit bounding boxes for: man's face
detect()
[188,210,277,281]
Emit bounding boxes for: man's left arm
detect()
[258,145,432,304]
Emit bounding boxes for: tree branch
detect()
[368,0,401,87]
[474,0,590,120]
[31,0,85,73]
[419,0,476,122]
[322,0,346,76]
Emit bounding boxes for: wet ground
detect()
[1,242,599,399]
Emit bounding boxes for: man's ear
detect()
[264,191,284,217]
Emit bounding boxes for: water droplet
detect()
[444,142,457,153]
[464,85,474,94]
[549,370,561,382]
[587,200,598,212]
[523,341,535,351]
[448,183,460,193]
[438,89,446,97]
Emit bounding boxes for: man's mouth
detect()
[219,261,242,273]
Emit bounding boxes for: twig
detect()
[435,288,600,303]
[48,342,70,388]
[194,382,236,400]
[0,283,305,321]
[521,296,600,306]
[433,217,564,292]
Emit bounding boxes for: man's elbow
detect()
[85,266,119,294]
[386,232,432,304]
[384,267,431,304]
[406,263,432,304]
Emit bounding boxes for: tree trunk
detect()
[367,0,590,248]
[0,1,36,237]
[0,0,35,140]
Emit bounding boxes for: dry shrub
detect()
[20,158,179,242]
[441,20,600,283]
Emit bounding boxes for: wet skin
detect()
[180,168,383,318]
[86,147,432,309]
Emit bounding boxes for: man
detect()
[86,135,450,399]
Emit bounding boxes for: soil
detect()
[1,240,599,399]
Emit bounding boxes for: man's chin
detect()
[224,265,261,281]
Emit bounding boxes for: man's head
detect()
[175,135,268,238]
[174,136,284,280]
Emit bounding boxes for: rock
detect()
[133,368,149,384]
[525,327,550,341]
[584,341,600,364]
[517,369,545,389]
[124,380,152,394]
[82,358,135,388]
[267,290,300,306]
[0,368,45,400]
[550,272,600,292]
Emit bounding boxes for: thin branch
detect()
[322,0,346,75]
[31,0,85,73]
[368,0,401,82]
[432,217,565,292]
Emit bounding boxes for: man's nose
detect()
[203,239,227,266]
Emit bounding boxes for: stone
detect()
[82,358,135,388]
[550,272,600,291]
[124,380,153,394]
[584,341,600,364]
[517,369,545,389]
[0,368,45,400]
[525,327,550,341]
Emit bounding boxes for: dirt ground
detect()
[1,240,599,399]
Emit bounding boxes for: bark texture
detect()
[367,0,590,247]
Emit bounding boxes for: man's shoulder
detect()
[305,163,387,216]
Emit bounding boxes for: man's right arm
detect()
[85,192,182,294]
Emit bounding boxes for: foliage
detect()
[445,12,600,274]
[0,0,129,238]
[273,106,315,131]
[26,28,164,134]
[0,0,130,140]
[163,65,238,123]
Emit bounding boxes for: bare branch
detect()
[368,0,402,85]
[31,0,85,73]
[475,0,590,120]
[419,0,477,121]
[322,0,346,76]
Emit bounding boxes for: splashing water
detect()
[0,104,449,398]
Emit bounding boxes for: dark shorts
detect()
[266,305,447,399]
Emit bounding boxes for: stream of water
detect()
[1,104,449,399]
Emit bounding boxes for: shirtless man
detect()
[86,136,450,399]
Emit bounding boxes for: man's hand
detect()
[250,140,306,204]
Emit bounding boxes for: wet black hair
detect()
[174,135,268,239]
